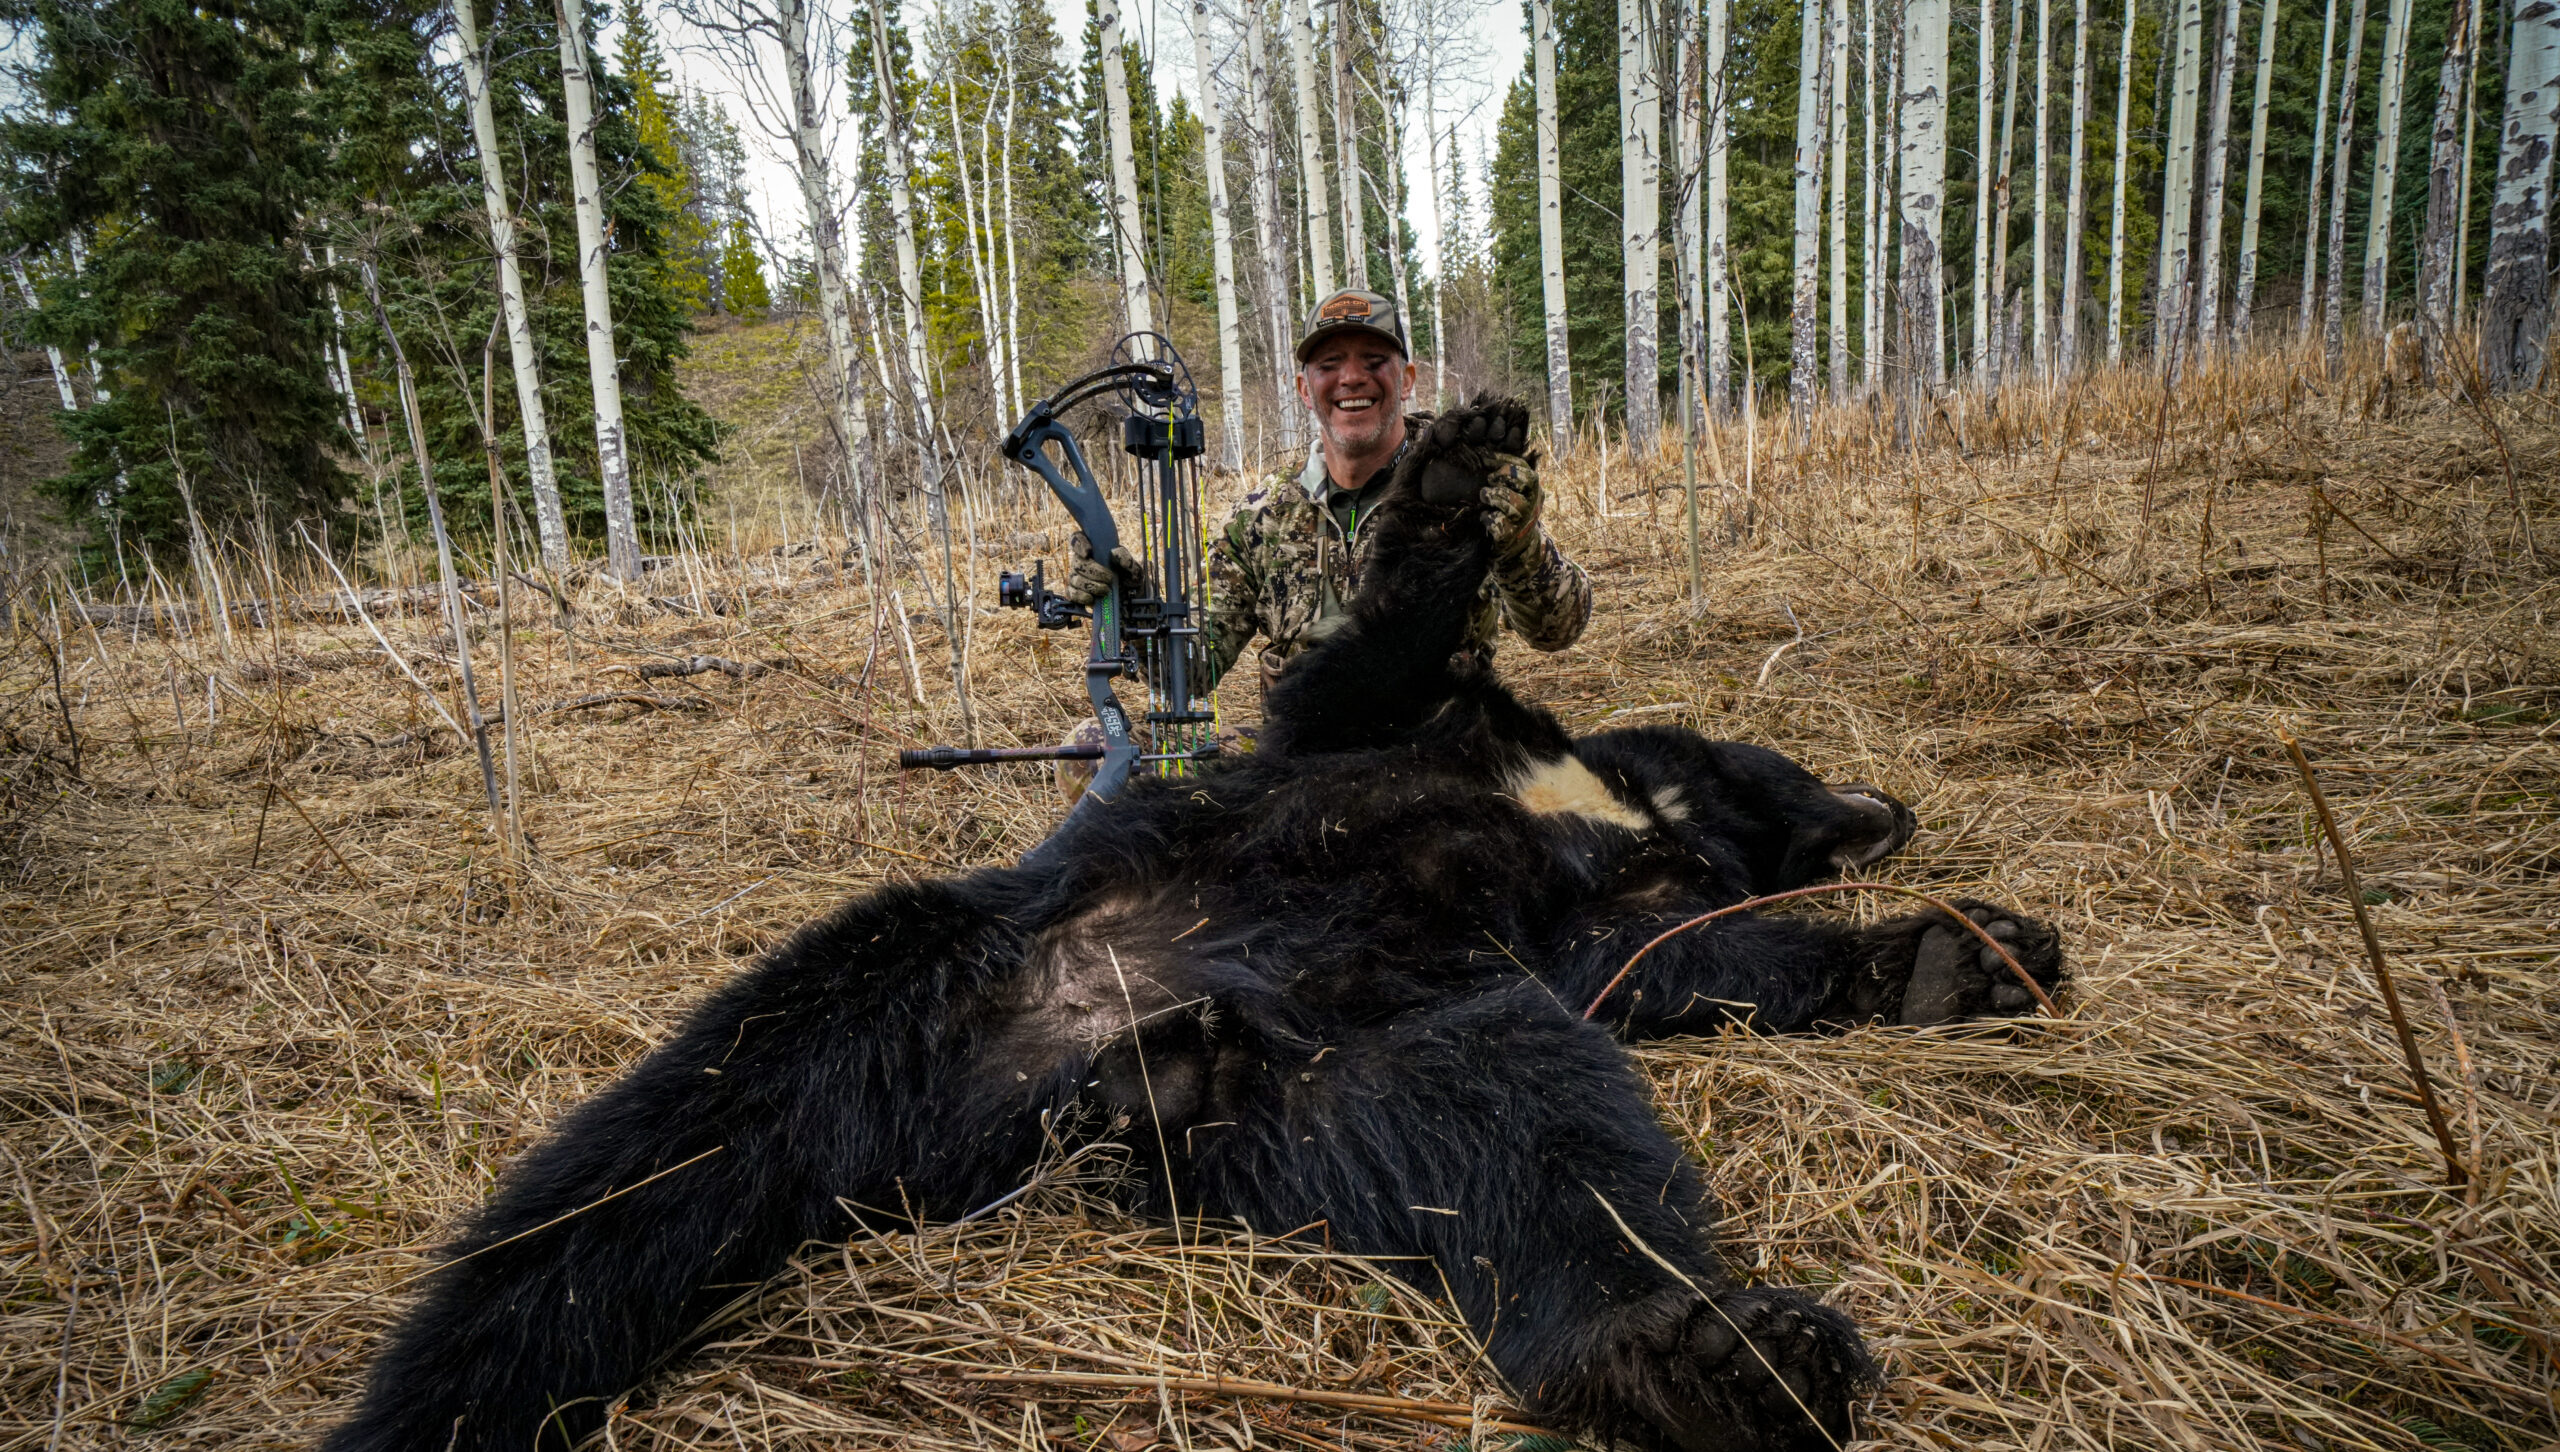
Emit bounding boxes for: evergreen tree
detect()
[618,0,716,314]
[720,214,773,313]
[1,0,367,544]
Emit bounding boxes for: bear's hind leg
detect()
[1172,979,1875,1452]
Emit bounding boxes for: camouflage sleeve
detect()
[1198,504,1263,694]
[1486,455,1592,651]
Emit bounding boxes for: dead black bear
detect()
[322,396,2065,1452]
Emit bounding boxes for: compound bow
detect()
[899,335,1218,802]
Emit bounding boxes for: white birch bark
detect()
[1098,0,1156,337]
[2196,0,2242,344]
[1973,0,1995,375]
[1377,15,1414,380]
[2059,0,2089,370]
[1899,0,1949,392]
[1193,0,1248,469]
[1989,0,2022,386]
[2157,0,2203,363]
[1709,0,1733,406]
[2454,36,2478,314]
[2418,0,2477,371]
[1290,0,1338,297]
[9,257,79,410]
[2232,0,2278,340]
[1245,0,1302,447]
[1426,52,1449,409]
[1677,0,1708,424]
[553,0,639,578]
[2106,0,2135,360]
[1791,0,1830,423]
[2031,0,2050,372]
[1828,0,1851,393]
[1001,43,1026,420]
[2324,0,2371,369]
[945,29,1008,426]
[1535,0,1575,449]
[868,3,974,739]
[2483,0,2560,387]
[2362,0,2415,334]
[457,0,569,566]
[1332,1,1369,289]
[1625,0,1665,445]
[321,245,367,453]
[2300,0,2339,338]
[1864,0,1884,388]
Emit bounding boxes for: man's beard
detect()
[1321,401,1398,455]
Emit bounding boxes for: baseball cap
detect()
[1296,288,1408,363]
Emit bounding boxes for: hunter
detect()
[1065,288,1593,692]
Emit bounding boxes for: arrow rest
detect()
[904,334,1219,802]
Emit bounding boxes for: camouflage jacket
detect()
[1200,427,1593,693]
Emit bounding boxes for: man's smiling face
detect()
[1297,336,1416,458]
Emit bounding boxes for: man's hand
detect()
[1061,531,1147,607]
[1480,459,1544,557]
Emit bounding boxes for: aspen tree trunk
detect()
[2454,39,2478,314]
[1676,0,1708,427]
[1378,17,1415,367]
[772,0,876,511]
[2482,0,2560,388]
[1245,0,1302,447]
[323,245,367,447]
[1626,0,1665,446]
[1289,0,1337,297]
[2196,0,2243,344]
[1709,0,1733,408]
[869,2,974,739]
[2324,0,2371,370]
[1426,57,1449,409]
[2362,0,2415,334]
[1098,0,1157,337]
[1974,0,1996,375]
[1536,0,1576,450]
[2032,0,2050,372]
[2059,0,2090,370]
[2106,0,2136,359]
[944,29,1008,426]
[8,258,78,410]
[1990,0,2023,387]
[2419,0,2477,372]
[553,0,640,579]
[2300,0,2339,338]
[1334,0,1369,288]
[2157,0,2203,364]
[1899,0,1949,393]
[2233,0,2278,340]
[1193,0,1248,468]
[1865,0,1886,388]
[1001,47,1026,420]
[1829,0,1851,392]
[457,0,568,566]
[1791,0,1831,426]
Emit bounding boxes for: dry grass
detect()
[1,339,2554,1452]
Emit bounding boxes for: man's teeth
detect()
[1337,398,1375,411]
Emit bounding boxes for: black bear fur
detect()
[322,399,2067,1452]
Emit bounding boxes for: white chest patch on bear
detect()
[1505,756,1651,832]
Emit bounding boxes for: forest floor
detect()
[1,338,2555,1451]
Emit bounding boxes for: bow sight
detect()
[898,335,1218,801]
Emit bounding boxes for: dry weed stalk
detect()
[0,340,2553,1452]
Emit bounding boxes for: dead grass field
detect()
[1,340,2554,1452]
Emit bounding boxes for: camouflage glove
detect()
[1061,531,1147,607]
[1480,457,1545,560]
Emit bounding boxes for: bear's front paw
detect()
[1868,901,2064,1025]
[1398,392,1532,507]
[1671,1287,1874,1452]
